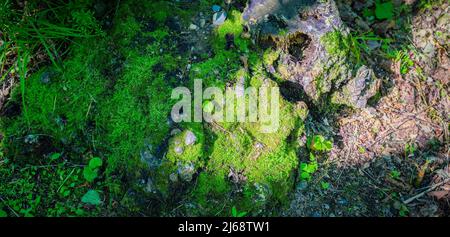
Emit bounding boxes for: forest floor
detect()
[284,0,449,217]
[0,0,448,217]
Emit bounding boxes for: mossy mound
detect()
[0,1,309,217]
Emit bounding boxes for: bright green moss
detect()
[321,30,348,57]
[321,30,361,65]
[1,38,109,160]
[263,49,281,67]
[1,0,312,217]
[193,172,230,212]
[99,52,173,177]
[191,72,306,215]
[214,11,249,53]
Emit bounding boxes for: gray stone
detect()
[213,11,227,26]
[177,162,196,182]
[140,150,159,168]
[184,130,197,145]
[174,146,184,154]
[169,173,179,182]
[189,23,199,30]
[170,128,182,136]
[40,71,51,84]
[331,65,381,109]
[200,18,206,28]
[296,180,308,191]
[145,178,156,193]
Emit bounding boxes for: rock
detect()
[145,178,156,193]
[213,11,227,26]
[140,150,160,168]
[199,18,206,28]
[184,130,197,145]
[355,18,371,32]
[189,23,198,30]
[336,197,348,206]
[296,180,308,191]
[40,71,51,84]
[24,134,39,144]
[331,65,381,109]
[174,146,183,154]
[169,173,178,182]
[423,42,436,59]
[170,128,182,136]
[177,162,195,182]
[367,40,381,50]
[254,142,264,149]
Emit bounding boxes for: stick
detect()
[403,178,450,204]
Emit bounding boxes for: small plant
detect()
[231,206,247,217]
[49,152,62,161]
[390,170,401,179]
[395,49,414,75]
[358,146,366,154]
[83,157,103,183]
[375,0,394,20]
[405,143,417,158]
[398,204,409,217]
[321,181,330,190]
[300,153,318,181]
[307,135,333,152]
[81,190,102,206]
[0,208,7,217]
[300,135,333,181]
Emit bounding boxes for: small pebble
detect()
[175,146,183,154]
[213,11,227,26]
[189,24,198,30]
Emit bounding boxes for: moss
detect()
[99,53,174,179]
[112,6,141,48]
[214,11,250,53]
[321,30,362,65]
[193,172,230,212]
[190,70,307,215]
[263,49,281,67]
[166,130,203,166]
[1,0,312,217]
[1,37,110,161]
[321,30,349,58]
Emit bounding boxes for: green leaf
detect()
[88,157,103,169]
[83,167,98,182]
[0,209,7,217]
[301,172,310,180]
[231,206,237,217]
[49,153,61,161]
[81,190,102,205]
[324,141,333,151]
[363,8,375,18]
[237,211,247,217]
[321,181,330,190]
[300,163,308,171]
[375,1,394,20]
[309,152,316,161]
